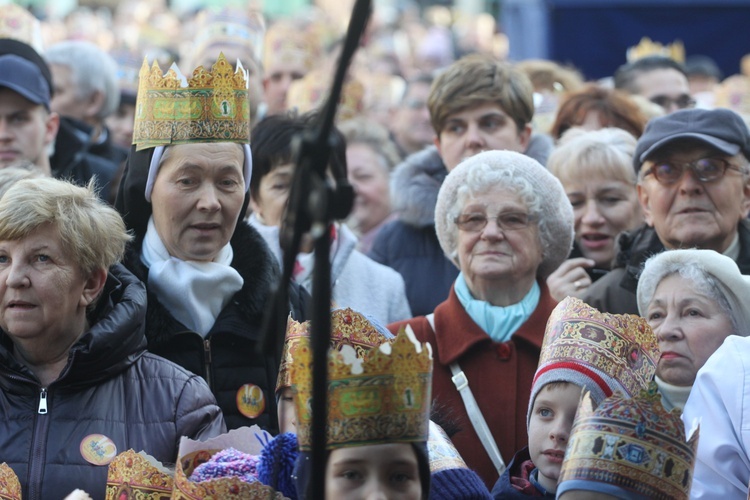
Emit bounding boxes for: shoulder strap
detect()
[425,313,507,476]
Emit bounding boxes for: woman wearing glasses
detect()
[388,150,574,488]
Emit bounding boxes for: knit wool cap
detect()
[637,248,750,335]
[633,107,750,171]
[434,150,574,279]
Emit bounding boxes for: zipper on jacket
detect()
[37,388,47,414]
[28,387,51,500]
[204,338,213,388]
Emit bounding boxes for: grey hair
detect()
[45,40,120,120]
[638,257,737,334]
[435,150,574,279]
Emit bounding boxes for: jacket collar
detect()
[616,219,750,293]
[432,281,553,365]
[0,264,147,389]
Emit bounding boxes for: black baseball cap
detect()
[0,38,53,109]
[633,108,750,171]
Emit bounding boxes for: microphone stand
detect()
[260,1,371,498]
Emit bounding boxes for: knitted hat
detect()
[434,150,574,279]
[637,248,750,336]
[528,297,659,426]
[557,383,699,500]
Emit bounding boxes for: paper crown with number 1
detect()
[291,326,433,451]
[133,53,250,151]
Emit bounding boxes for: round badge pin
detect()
[80,433,117,466]
[236,383,265,419]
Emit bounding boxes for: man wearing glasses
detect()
[584,108,750,314]
[614,55,695,113]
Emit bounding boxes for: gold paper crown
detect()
[427,421,469,473]
[193,9,266,64]
[626,37,685,63]
[291,326,433,451]
[558,382,699,500]
[0,4,44,53]
[133,53,250,151]
[0,463,20,500]
[276,308,389,392]
[262,20,320,72]
[105,449,173,498]
[287,69,365,122]
[533,297,659,403]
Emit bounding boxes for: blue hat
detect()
[0,53,50,109]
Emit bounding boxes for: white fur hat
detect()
[637,248,750,335]
[434,150,574,279]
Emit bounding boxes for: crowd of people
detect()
[1,0,750,498]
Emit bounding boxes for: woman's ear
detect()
[79,267,108,308]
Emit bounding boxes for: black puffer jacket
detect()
[583,220,750,314]
[0,265,224,500]
[115,146,306,433]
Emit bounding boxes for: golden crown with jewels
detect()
[291,326,433,451]
[133,53,250,151]
[276,308,391,393]
[558,382,699,500]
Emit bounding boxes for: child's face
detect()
[277,387,297,434]
[528,383,583,493]
[325,443,422,500]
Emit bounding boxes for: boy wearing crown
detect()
[491,297,659,498]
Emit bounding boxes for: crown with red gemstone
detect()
[133,53,250,151]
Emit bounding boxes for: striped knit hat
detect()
[527,297,659,426]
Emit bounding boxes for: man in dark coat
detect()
[584,108,750,314]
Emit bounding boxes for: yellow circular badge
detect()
[236,383,265,419]
[80,434,117,466]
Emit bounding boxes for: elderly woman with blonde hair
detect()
[0,178,224,498]
[389,150,574,488]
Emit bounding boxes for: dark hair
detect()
[250,112,347,202]
[685,55,723,80]
[551,84,647,139]
[614,56,688,94]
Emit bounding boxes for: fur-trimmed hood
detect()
[390,146,447,228]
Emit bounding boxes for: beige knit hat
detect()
[637,248,750,335]
[434,150,574,279]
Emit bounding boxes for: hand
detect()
[546,257,596,302]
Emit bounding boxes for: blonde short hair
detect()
[428,54,534,135]
[548,127,638,186]
[0,178,131,275]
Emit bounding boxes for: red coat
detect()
[389,282,557,489]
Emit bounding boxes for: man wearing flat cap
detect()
[584,108,750,314]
